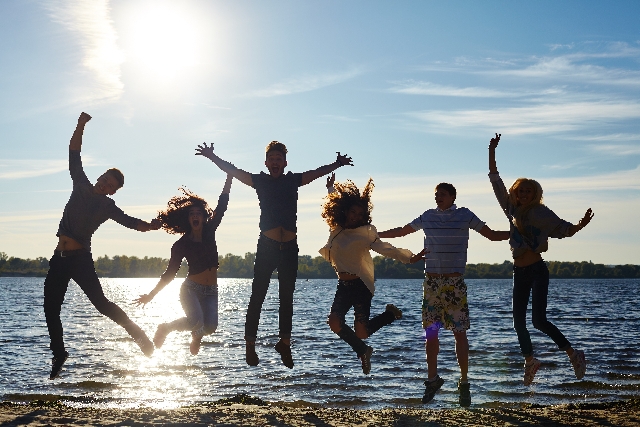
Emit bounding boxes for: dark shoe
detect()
[153,323,170,348]
[190,332,202,356]
[246,342,259,366]
[359,346,373,375]
[458,380,471,407]
[422,376,445,403]
[275,340,294,369]
[134,334,154,357]
[50,351,69,380]
[385,304,403,320]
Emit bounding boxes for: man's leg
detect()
[43,254,72,379]
[453,331,469,382]
[421,276,445,403]
[273,244,298,368]
[424,327,440,379]
[70,253,153,356]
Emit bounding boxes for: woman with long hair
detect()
[135,175,232,355]
[488,134,593,386]
[319,174,425,374]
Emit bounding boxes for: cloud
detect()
[243,68,362,98]
[406,100,640,135]
[45,0,124,103]
[389,81,516,98]
[588,144,640,156]
[0,159,68,180]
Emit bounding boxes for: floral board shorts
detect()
[422,275,470,333]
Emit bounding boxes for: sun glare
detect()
[126,3,202,82]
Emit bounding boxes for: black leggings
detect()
[43,251,143,357]
[329,278,395,356]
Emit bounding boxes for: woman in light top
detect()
[488,134,593,386]
[135,175,232,355]
[319,174,425,374]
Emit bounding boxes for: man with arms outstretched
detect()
[196,141,352,368]
[45,112,161,380]
[379,183,508,407]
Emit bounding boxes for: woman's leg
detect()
[530,262,570,351]
[512,266,534,358]
[200,285,219,336]
[328,281,368,356]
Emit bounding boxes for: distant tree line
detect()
[1,251,640,279]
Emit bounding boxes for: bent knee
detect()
[327,313,343,333]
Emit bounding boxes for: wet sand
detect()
[1,396,640,426]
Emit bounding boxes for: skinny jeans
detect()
[165,278,218,338]
[512,260,570,357]
[244,235,298,342]
[330,278,395,356]
[43,251,143,357]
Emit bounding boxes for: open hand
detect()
[195,142,215,159]
[578,208,594,229]
[489,133,501,150]
[410,248,428,264]
[134,294,153,307]
[336,152,353,167]
[326,172,335,188]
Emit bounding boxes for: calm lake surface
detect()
[0,277,638,409]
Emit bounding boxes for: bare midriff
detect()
[513,249,543,267]
[427,272,462,278]
[188,268,218,286]
[56,235,84,251]
[338,272,359,281]
[262,226,296,242]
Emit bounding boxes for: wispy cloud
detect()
[0,159,68,180]
[243,68,362,98]
[45,0,124,103]
[588,144,640,156]
[389,81,515,98]
[407,100,640,135]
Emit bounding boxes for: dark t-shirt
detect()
[160,193,229,279]
[251,171,303,232]
[56,150,139,251]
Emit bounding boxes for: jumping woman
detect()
[135,175,232,355]
[319,174,425,374]
[488,133,593,386]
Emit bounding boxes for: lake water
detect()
[0,277,638,409]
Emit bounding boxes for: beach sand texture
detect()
[1,397,640,426]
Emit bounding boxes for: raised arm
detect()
[477,225,510,241]
[566,208,594,237]
[378,224,416,238]
[209,174,233,230]
[195,142,253,187]
[326,172,335,194]
[301,152,353,186]
[488,133,501,174]
[69,112,92,152]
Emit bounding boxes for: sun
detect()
[125,2,202,82]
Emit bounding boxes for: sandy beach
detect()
[2,396,640,426]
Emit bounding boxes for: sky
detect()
[1,0,640,265]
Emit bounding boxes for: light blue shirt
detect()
[410,204,485,274]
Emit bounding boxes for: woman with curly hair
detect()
[319,174,425,375]
[488,133,593,386]
[135,175,232,355]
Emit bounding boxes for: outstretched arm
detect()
[134,275,173,307]
[195,142,253,187]
[137,218,162,232]
[477,225,510,241]
[69,112,92,151]
[567,208,594,237]
[488,133,501,174]
[378,224,416,238]
[301,152,353,186]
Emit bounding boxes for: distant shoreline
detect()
[1,252,639,279]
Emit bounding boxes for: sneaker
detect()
[385,304,403,320]
[422,376,445,403]
[190,332,202,356]
[570,350,586,380]
[246,342,259,366]
[50,352,69,380]
[153,323,170,348]
[359,346,373,375]
[274,340,294,369]
[134,334,154,357]
[523,357,542,386]
[458,380,471,407]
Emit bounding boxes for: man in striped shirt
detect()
[379,182,508,407]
